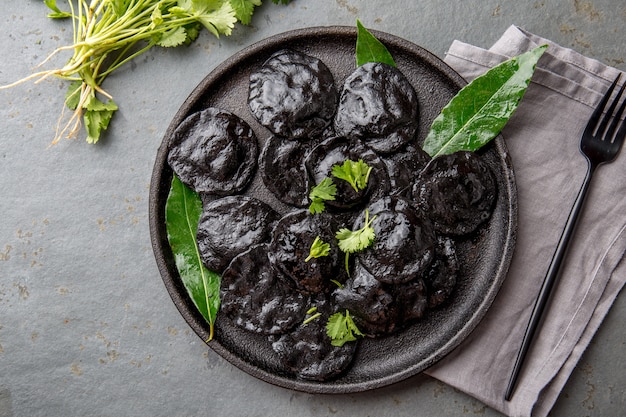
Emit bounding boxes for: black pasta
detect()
[334,62,419,154]
[332,260,400,337]
[381,141,431,197]
[196,195,280,272]
[271,297,357,381]
[168,107,258,196]
[356,197,436,285]
[220,244,310,335]
[259,135,315,207]
[412,151,497,236]
[268,210,344,294]
[423,236,459,309]
[248,49,338,139]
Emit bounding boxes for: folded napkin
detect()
[424,25,625,417]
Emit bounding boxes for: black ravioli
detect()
[332,260,399,337]
[424,236,459,309]
[381,141,431,197]
[196,196,280,272]
[268,210,343,294]
[305,136,390,211]
[259,135,315,207]
[413,151,497,236]
[220,244,309,335]
[248,49,337,139]
[271,297,357,381]
[392,277,428,323]
[168,107,257,195]
[356,197,436,285]
[334,62,418,154]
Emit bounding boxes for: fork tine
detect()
[606,81,626,143]
[585,74,621,136]
[593,74,623,137]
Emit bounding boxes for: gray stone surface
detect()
[0,1,623,416]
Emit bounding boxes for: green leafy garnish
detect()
[308,177,337,214]
[305,236,331,262]
[165,175,220,342]
[422,44,547,157]
[83,94,119,145]
[336,209,376,274]
[44,0,72,18]
[2,0,293,144]
[326,310,364,347]
[355,19,396,67]
[336,210,376,254]
[230,0,262,25]
[331,159,372,192]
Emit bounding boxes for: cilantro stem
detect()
[303,312,322,325]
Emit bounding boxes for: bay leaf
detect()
[422,44,547,158]
[355,19,396,67]
[165,174,220,341]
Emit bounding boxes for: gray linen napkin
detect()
[424,25,625,417]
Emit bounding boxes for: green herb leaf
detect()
[422,44,547,158]
[308,177,337,214]
[336,210,376,254]
[336,210,376,274]
[355,19,396,67]
[305,236,331,262]
[155,27,189,48]
[230,0,262,25]
[331,159,372,192]
[173,0,238,38]
[326,310,364,346]
[83,94,118,144]
[44,0,72,19]
[64,81,82,111]
[165,175,220,342]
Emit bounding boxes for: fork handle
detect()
[504,164,594,401]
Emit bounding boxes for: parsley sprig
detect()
[308,177,337,214]
[305,236,331,262]
[331,159,372,192]
[2,0,292,144]
[336,209,376,274]
[308,159,373,214]
[326,310,364,347]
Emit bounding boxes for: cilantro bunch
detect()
[1,0,291,144]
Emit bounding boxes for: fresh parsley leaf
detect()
[331,159,372,192]
[305,236,331,262]
[308,177,337,214]
[336,210,376,254]
[230,0,262,25]
[155,27,189,48]
[172,0,238,38]
[336,209,376,274]
[83,94,118,144]
[326,310,364,347]
[64,81,82,111]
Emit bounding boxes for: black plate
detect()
[149,26,517,393]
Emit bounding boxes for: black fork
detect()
[505,73,626,401]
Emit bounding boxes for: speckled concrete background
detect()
[0,1,623,416]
